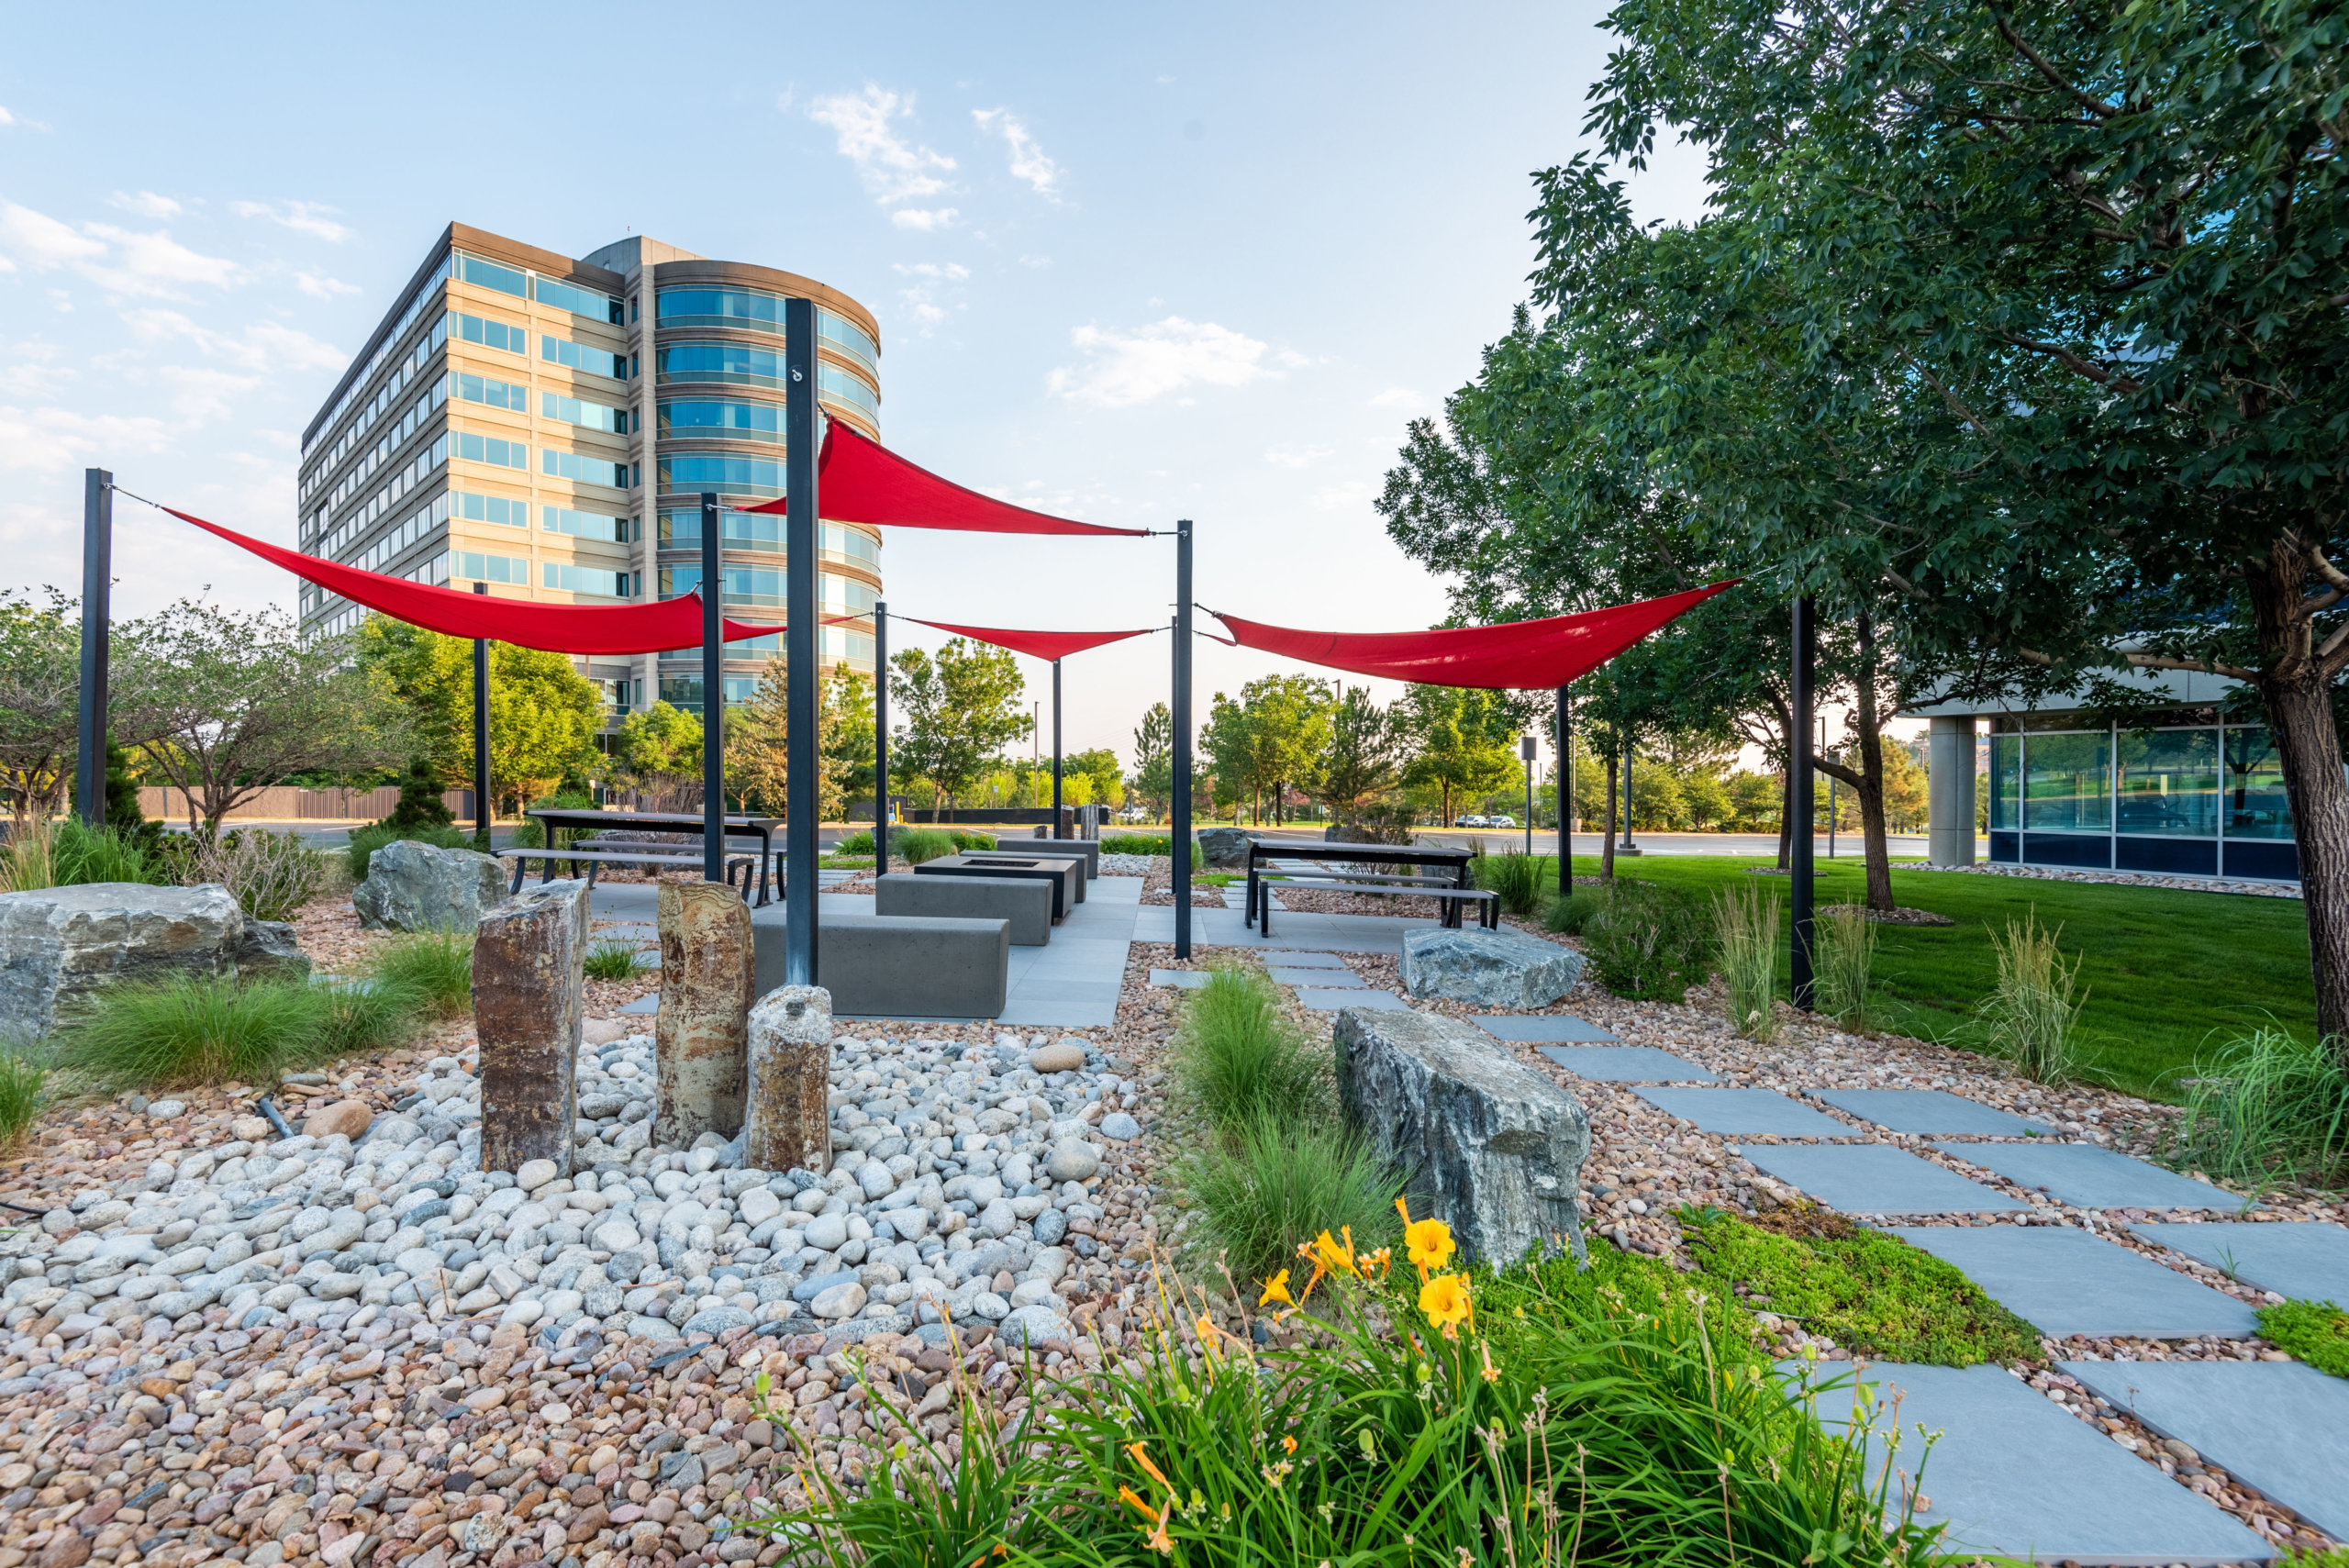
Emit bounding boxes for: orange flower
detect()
[1129,1440,1174,1494]
[1419,1272,1474,1335]
[1479,1340,1501,1384]
[1143,1502,1175,1555]
[1281,1433,1297,1455]
[1312,1228,1358,1277]
[1396,1197,1456,1281]
[1119,1485,1159,1522]
[1258,1270,1295,1308]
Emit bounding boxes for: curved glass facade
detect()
[659,340,781,388]
[660,398,782,443]
[654,287,880,375]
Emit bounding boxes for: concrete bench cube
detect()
[1007,835,1100,879]
[874,873,1052,946]
[752,910,1008,1020]
[917,853,1081,917]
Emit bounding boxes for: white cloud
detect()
[1048,317,1286,408]
[893,262,970,336]
[893,262,971,282]
[889,207,960,232]
[229,199,353,243]
[108,191,184,219]
[807,86,958,206]
[0,340,72,399]
[1018,254,1052,269]
[1312,480,1377,512]
[0,106,49,132]
[1368,386,1429,410]
[0,405,175,475]
[972,108,1063,200]
[79,224,242,297]
[1264,444,1334,469]
[155,365,262,421]
[294,271,361,300]
[0,200,106,271]
[119,308,343,374]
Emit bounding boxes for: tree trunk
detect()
[1600,752,1619,883]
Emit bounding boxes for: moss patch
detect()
[1680,1209,2042,1367]
[2257,1298,2349,1377]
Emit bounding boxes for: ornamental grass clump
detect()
[1582,879,1713,1000]
[1976,909,2083,1084]
[1177,1112,1402,1287]
[370,930,475,1018]
[2165,1025,2349,1189]
[1814,905,1879,1031]
[0,1035,48,1152]
[1475,849,1554,917]
[1170,964,1329,1132]
[583,938,649,983]
[888,828,958,864]
[1713,882,1781,1041]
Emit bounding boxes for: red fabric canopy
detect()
[904,618,1157,662]
[164,507,792,655]
[1211,581,1739,690]
[743,424,1148,538]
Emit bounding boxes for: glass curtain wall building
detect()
[295,224,883,724]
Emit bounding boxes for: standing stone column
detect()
[655,880,753,1148]
[474,880,589,1175]
[747,984,833,1173]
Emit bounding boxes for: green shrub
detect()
[1545,884,1607,934]
[832,830,875,855]
[2257,1298,2349,1377]
[311,974,426,1059]
[1170,964,1329,1131]
[1976,909,2083,1083]
[347,822,470,882]
[0,1037,48,1151]
[1814,905,1879,1030]
[370,931,474,1018]
[1176,1111,1403,1287]
[948,828,996,851]
[1581,879,1713,1000]
[1100,832,1208,868]
[383,759,456,829]
[57,977,339,1091]
[888,828,957,864]
[2165,1026,2349,1188]
[584,939,649,982]
[192,828,328,921]
[1473,849,1553,917]
[53,817,170,887]
[1714,882,1782,1040]
[1681,1208,2040,1367]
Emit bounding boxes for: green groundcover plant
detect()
[2257,1299,2349,1379]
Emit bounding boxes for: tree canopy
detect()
[357,617,603,813]
[890,638,1030,807]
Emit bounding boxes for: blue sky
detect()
[0,3,1708,761]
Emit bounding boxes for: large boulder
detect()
[0,882,308,1035]
[353,840,509,932]
[1401,927,1583,1008]
[1195,828,1254,870]
[1333,1006,1588,1268]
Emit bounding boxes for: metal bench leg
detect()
[585,861,599,891]
[510,860,526,895]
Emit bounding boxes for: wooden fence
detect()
[138,786,473,823]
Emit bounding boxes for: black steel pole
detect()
[1791,595,1817,1009]
[1620,736,1639,854]
[1554,684,1571,896]
[473,583,491,848]
[874,602,888,869]
[1052,658,1063,838]
[1172,522,1194,958]
[77,470,113,826]
[699,492,724,882]
[783,297,819,984]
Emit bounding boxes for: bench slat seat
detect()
[495,847,755,896]
[1264,876,1500,929]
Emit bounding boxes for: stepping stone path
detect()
[618,993,660,1014]
[1295,987,1408,1011]
[1270,966,1365,988]
[1475,1013,1620,1043]
[1796,1362,2276,1564]
[1812,1088,2049,1137]
[1535,1045,1719,1083]
[2131,1219,2349,1302]
[1932,1140,2251,1212]
[1255,950,1348,967]
[2061,1359,2349,1544]
[1733,1144,2027,1215]
[1148,968,1209,989]
[1887,1225,2262,1340]
[1631,1086,1861,1139]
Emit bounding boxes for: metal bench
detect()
[495,846,755,896]
[1255,873,1500,935]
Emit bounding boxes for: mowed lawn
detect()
[1564,854,2318,1100]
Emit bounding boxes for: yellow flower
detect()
[1119,1485,1159,1523]
[1258,1270,1294,1308]
[1312,1228,1358,1276]
[1281,1433,1297,1455]
[1397,1197,1457,1279]
[1419,1272,1474,1334]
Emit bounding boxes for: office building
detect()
[295,223,883,718]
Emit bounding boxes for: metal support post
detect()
[1791,595,1817,1009]
[1520,734,1536,858]
[874,603,889,867]
[699,492,724,882]
[473,582,491,848]
[1554,684,1571,895]
[1052,658,1063,837]
[77,470,112,826]
[1172,522,1194,958]
[783,298,820,984]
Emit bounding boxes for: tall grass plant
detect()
[1175,1111,1403,1285]
[1169,964,1329,1131]
[371,931,474,1018]
[1475,849,1554,917]
[1582,879,1713,1000]
[1815,905,1879,1030]
[1977,909,2084,1084]
[0,1034,48,1151]
[1713,882,1781,1040]
[2165,1026,2349,1188]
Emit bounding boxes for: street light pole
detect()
[77,469,112,828]
[1520,734,1536,858]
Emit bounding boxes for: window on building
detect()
[532,275,623,324]
[543,449,629,487]
[455,431,529,470]
[541,334,628,379]
[452,312,528,354]
[659,399,783,442]
[818,363,880,423]
[2021,730,2111,833]
[2116,728,2221,837]
[2225,727,2294,840]
[453,550,530,584]
[658,454,782,495]
[542,506,631,541]
[656,341,781,387]
[458,254,529,298]
[456,492,529,528]
[543,391,628,432]
[452,372,529,411]
[543,562,632,596]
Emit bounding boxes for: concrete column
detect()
[1927,714,1977,867]
[474,880,590,1174]
[654,879,752,1147]
[746,984,833,1173]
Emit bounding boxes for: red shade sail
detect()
[903,619,1158,662]
[1210,581,1740,690]
[162,506,790,655]
[743,423,1148,538]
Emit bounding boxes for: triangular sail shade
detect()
[742,424,1148,538]
[903,619,1158,662]
[163,506,796,655]
[1210,581,1739,690]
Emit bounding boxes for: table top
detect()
[527,807,783,831]
[1248,839,1472,865]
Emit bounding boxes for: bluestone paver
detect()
[1475,1013,1622,1044]
[1887,1225,2262,1340]
[1794,1361,2276,1565]
[1148,969,1208,989]
[1255,949,1349,967]
[1295,987,1408,1011]
[1734,1144,2026,1214]
[1534,1045,1720,1083]
[1814,1088,2049,1137]
[618,993,659,1015]
[1631,1086,1861,1138]
[1270,967,1364,988]
[1932,1141,2250,1212]
[2060,1358,2349,1543]
[2129,1220,2349,1303]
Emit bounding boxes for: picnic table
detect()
[1242,838,1490,937]
[524,807,785,905]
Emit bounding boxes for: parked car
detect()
[1118,806,1151,823]
[1487,814,1518,828]
[1453,814,1488,828]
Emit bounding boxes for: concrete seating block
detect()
[1814,1088,2050,1136]
[2131,1219,2349,1302]
[1006,836,1100,878]
[754,909,1007,1021]
[1631,1086,1862,1139]
[1734,1143,2025,1214]
[1931,1140,2249,1211]
[874,873,1052,946]
[1535,1045,1719,1083]
[1886,1224,2261,1339]
[918,853,1081,917]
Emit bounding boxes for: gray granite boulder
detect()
[1333,1006,1588,1268]
[353,840,509,932]
[1195,828,1254,870]
[0,882,275,1035]
[235,918,312,983]
[1401,927,1583,1008]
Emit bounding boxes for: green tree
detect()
[1726,770,1782,832]
[1400,685,1518,828]
[1131,702,1174,818]
[726,662,857,823]
[610,702,703,788]
[1065,747,1125,810]
[825,668,877,813]
[356,617,602,813]
[890,639,1030,808]
[384,757,455,829]
[1313,686,1401,821]
[1203,676,1337,824]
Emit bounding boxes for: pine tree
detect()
[383,757,456,829]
